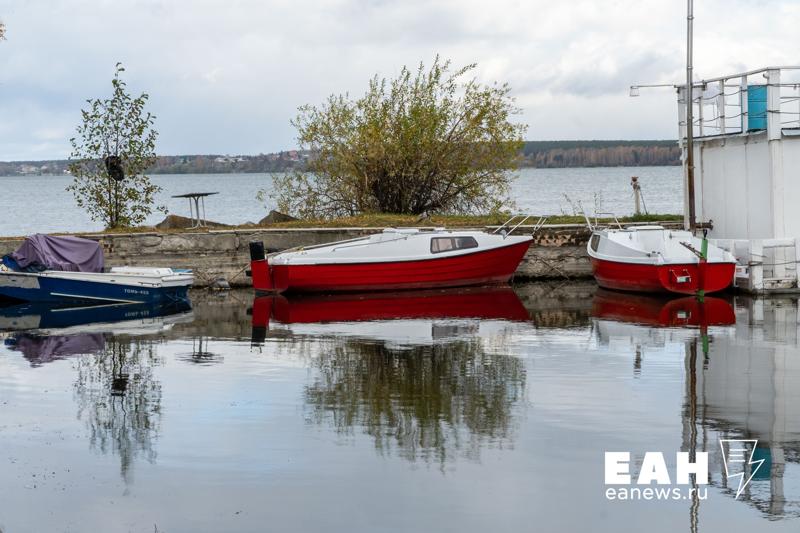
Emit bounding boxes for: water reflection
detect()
[692,297,800,518]
[305,339,525,465]
[596,291,800,520]
[5,285,800,531]
[253,288,531,465]
[73,337,162,485]
[1,300,192,485]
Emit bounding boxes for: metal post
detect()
[686,0,697,232]
[717,80,726,134]
[698,87,704,137]
[740,75,749,132]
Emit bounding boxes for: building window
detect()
[430,236,479,254]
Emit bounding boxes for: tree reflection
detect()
[73,336,162,485]
[304,337,526,466]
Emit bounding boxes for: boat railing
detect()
[266,235,371,257]
[584,212,623,231]
[492,215,548,238]
[331,234,419,252]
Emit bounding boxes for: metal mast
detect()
[686,0,696,231]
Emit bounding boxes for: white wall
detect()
[692,133,800,241]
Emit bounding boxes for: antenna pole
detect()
[686,0,697,232]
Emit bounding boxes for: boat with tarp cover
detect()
[0,234,193,304]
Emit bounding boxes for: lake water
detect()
[1,283,799,532]
[0,166,682,236]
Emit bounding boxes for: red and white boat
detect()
[587,225,736,295]
[249,222,538,294]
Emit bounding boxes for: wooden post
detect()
[632,176,641,215]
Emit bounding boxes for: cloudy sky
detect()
[0,0,798,161]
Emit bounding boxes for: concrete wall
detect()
[0,224,679,287]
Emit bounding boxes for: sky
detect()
[0,0,798,161]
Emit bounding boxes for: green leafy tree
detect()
[272,56,526,218]
[68,63,163,229]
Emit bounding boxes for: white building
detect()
[679,66,800,292]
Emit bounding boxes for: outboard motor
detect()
[248,241,274,292]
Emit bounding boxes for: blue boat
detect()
[0,235,193,305]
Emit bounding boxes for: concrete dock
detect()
[0,223,682,288]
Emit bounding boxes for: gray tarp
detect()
[10,234,104,273]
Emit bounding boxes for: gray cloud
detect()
[0,0,797,160]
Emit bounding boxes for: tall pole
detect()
[686,0,697,231]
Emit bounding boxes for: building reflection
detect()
[686,296,800,519]
[593,290,800,520]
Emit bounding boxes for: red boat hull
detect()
[590,258,735,295]
[254,240,532,293]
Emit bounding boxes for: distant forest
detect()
[0,140,680,176]
[521,140,680,168]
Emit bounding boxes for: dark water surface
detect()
[1,283,799,533]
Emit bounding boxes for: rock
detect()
[155,214,228,230]
[258,210,298,225]
[209,277,231,290]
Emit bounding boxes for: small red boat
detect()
[249,228,533,294]
[587,226,736,295]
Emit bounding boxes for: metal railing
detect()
[677,66,800,139]
[492,215,548,238]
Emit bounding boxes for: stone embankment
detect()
[0,223,682,287]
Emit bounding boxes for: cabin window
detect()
[430,236,479,254]
[590,234,600,252]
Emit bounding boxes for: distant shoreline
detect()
[0,163,681,179]
[0,140,680,176]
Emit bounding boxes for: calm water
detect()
[1,283,799,532]
[0,166,682,235]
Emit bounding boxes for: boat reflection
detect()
[252,287,530,465]
[1,301,193,366]
[592,289,735,328]
[251,286,530,346]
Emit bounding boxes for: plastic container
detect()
[747,84,768,131]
